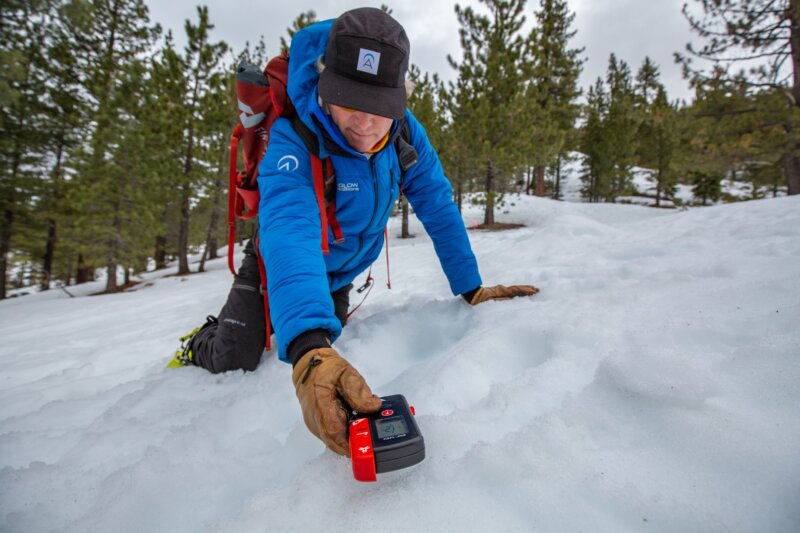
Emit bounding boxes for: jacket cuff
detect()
[461,286,481,304]
[288,328,332,367]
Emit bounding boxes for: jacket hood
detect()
[287,19,333,130]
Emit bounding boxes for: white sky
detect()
[145,0,699,103]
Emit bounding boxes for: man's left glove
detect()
[468,284,540,305]
[291,347,383,456]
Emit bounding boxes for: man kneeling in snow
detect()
[169,8,538,456]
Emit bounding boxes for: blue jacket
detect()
[257,19,482,362]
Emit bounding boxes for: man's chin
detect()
[346,137,374,153]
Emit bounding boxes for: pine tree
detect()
[634,59,680,206]
[58,0,160,293]
[526,0,583,197]
[405,64,447,238]
[680,67,752,203]
[0,0,55,298]
[171,7,228,276]
[580,78,612,202]
[604,54,639,201]
[678,0,800,195]
[450,0,534,226]
[37,1,90,289]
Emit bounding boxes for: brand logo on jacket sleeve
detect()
[277,155,299,172]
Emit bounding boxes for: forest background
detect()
[1,0,797,297]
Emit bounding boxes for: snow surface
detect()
[2,195,799,533]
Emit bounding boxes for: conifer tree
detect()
[678,0,800,194]
[634,58,680,206]
[604,54,639,201]
[580,78,612,202]
[405,64,447,238]
[680,67,754,203]
[171,7,228,276]
[0,0,55,298]
[450,0,533,226]
[37,1,90,289]
[526,0,583,197]
[59,0,159,292]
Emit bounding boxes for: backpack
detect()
[228,54,418,351]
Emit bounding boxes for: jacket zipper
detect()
[338,158,380,273]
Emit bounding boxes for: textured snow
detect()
[1,195,799,533]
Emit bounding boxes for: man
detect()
[171,8,538,456]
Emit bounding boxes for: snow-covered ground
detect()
[1,195,799,533]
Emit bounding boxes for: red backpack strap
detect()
[254,236,272,352]
[310,155,330,255]
[322,158,344,243]
[228,123,244,276]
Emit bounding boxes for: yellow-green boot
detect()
[167,316,217,368]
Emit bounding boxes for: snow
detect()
[2,195,799,532]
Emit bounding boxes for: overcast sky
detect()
[144,0,700,103]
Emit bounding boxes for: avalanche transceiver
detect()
[348,394,425,482]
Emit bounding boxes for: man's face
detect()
[328,104,393,153]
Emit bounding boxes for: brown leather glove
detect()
[469,284,540,305]
[291,347,382,456]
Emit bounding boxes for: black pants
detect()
[191,240,351,374]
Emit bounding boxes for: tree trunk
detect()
[105,260,117,292]
[41,138,65,291]
[76,254,95,284]
[401,196,411,238]
[154,235,167,269]
[784,150,800,195]
[525,166,532,195]
[553,154,562,200]
[483,159,495,226]
[236,217,245,246]
[205,191,222,261]
[655,170,662,208]
[41,218,56,291]
[786,2,799,194]
[177,185,191,275]
[457,177,463,214]
[535,164,546,197]
[0,207,12,300]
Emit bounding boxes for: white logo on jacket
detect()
[338,182,359,192]
[277,155,299,172]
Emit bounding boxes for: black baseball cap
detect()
[318,7,410,120]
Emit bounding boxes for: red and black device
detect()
[348,394,425,482]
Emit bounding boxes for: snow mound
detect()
[1,195,799,532]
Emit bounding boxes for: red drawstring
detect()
[384,227,391,289]
[255,239,272,351]
[348,226,393,319]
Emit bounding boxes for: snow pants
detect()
[191,239,352,374]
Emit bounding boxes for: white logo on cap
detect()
[357,48,381,75]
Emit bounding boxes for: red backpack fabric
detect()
[228,54,339,351]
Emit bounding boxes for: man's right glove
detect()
[468,284,540,305]
[291,347,383,456]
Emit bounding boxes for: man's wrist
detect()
[461,286,481,304]
[288,329,332,367]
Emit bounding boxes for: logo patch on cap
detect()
[357,48,381,75]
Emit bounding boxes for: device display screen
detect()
[375,416,409,439]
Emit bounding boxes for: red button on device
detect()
[381,409,394,417]
[349,417,376,482]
